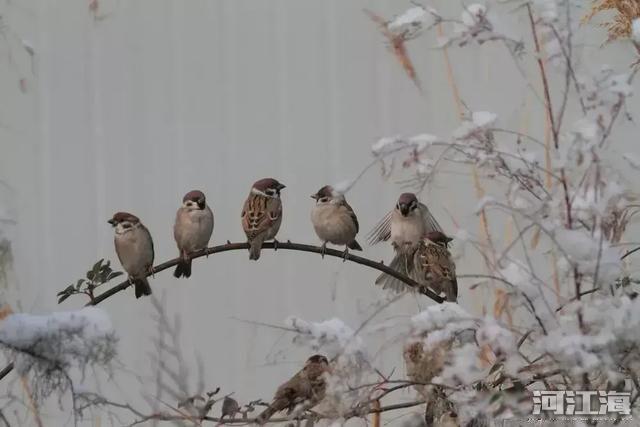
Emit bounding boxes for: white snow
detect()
[474,196,496,213]
[285,317,363,357]
[453,111,497,139]
[555,229,622,282]
[331,179,354,196]
[472,111,497,127]
[388,6,430,31]
[461,4,487,28]
[0,307,116,373]
[408,133,442,153]
[533,0,558,23]
[371,135,403,156]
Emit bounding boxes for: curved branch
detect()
[89,241,444,306]
[0,241,444,386]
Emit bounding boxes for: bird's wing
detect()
[242,194,279,239]
[366,210,392,245]
[418,203,443,233]
[341,200,359,233]
[140,224,155,268]
[424,245,456,283]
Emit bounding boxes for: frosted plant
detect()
[363,1,640,423]
[0,308,117,401]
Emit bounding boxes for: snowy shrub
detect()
[0,307,116,400]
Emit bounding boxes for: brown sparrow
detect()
[404,339,455,424]
[173,190,214,278]
[256,354,329,424]
[310,185,362,258]
[108,212,154,298]
[413,231,458,302]
[368,193,442,292]
[241,178,285,260]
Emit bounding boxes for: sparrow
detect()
[173,190,214,278]
[310,185,362,258]
[108,212,154,298]
[368,192,442,292]
[241,178,285,260]
[256,354,329,424]
[412,231,458,302]
[404,339,455,425]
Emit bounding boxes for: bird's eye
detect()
[320,197,329,203]
[265,189,275,196]
[122,223,132,229]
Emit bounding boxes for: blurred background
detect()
[0,0,638,424]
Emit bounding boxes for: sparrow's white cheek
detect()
[115,223,130,234]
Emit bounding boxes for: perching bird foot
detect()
[342,247,349,262]
[320,242,327,259]
[273,239,279,251]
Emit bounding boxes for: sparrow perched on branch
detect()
[256,354,329,424]
[241,178,285,260]
[413,231,458,302]
[108,212,154,298]
[173,190,214,278]
[310,185,362,258]
[368,192,442,292]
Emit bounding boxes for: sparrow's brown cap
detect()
[398,192,418,205]
[108,211,140,225]
[425,231,453,244]
[182,190,206,204]
[253,178,286,191]
[306,354,329,365]
[311,185,333,199]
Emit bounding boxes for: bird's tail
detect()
[249,237,264,261]
[448,278,458,303]
[133,277,152,298]
[255,406,277,425]
[348,240,363,251]
[173,257,192,278]
[375,253,413,293]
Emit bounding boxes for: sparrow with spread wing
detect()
[311,185,362,258]
[368,193,442,292]
[241,178,286,260]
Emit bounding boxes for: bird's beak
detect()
[399,204,410,216]
[311,194,318,200]
[107,219,115,226]
[277,183,286,190]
